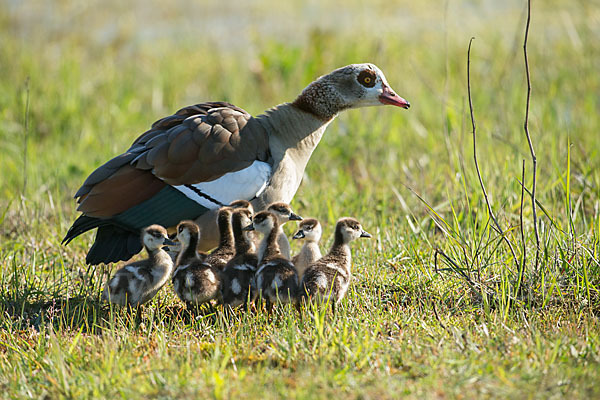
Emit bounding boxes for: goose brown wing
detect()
[75,102,270,218]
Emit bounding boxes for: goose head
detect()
[335,217,372,245]
[141,224,174,251]
[243,211,278,237]
[176,220,200,249]
[293,63,410,120]
[267,202,302,225]
[292,218,322,242]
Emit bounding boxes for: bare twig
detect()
[523,0,540,272]
[467,37,520,273]
[516,160,526,300]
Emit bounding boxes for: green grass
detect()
[1,0,600,398]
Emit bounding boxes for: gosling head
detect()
[232,208,254,241]
[176,220,200,248]
[141,224,174,251]
[267,202,302,225]
[335,218,372,245]
[216,206,234,223]
[229,199,254,215]
[243,211,278,236]
[292,218,322,242]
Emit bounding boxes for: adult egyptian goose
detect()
[220,208,258,308]
[63,64,409,264]
[291,218,322,279]
[172,221,221,308]
[299,218,371,313]
[103,224,175,309]
[248,211,299,309]
[256,202,301,262]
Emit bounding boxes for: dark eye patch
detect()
[357,70,376,88]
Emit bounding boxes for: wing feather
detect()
[73,102,270,218]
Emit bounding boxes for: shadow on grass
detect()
[0,295,212,334]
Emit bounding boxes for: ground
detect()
[1,1,599,398]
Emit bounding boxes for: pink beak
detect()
[379,86,410,109]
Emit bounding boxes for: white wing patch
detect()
[271,276,283,290]
[231,278,241,295]
[172,161,272,208]
[315,273,328,289]
[204,269,217,284]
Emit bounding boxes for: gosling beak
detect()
[163,238,177,246]
[289,212,303,221]
[292,230,305,240]
[360,230,372,238]
[379,85,410,109]
[243,223,255,231]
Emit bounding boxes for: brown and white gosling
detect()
[203,207,236,270]
[103,224,175,311]
[220,208,258,308]
[299,218,371,312]
[257,202,302,262]
[291,218,323,280]
[247,211,299,309]
[172,221,222,308]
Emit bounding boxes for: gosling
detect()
[172,221,222,308]
[203,207,236,270]
[103,224,175,312]
[248,211,299,309]
[220,208,258,308]
[291,218,323,280]
[299,218,371,313]
[257,202,302,261]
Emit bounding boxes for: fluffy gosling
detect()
[172,221,222,308]
[221,208,258,308]
[291,218,323,280]
[103,225,175,313]
[248,211,299,309]
[299,217,371,313]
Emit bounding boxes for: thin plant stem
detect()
[523,0,540,272]
[467,37,520,275]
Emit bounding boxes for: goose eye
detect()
[357,70,376,88]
